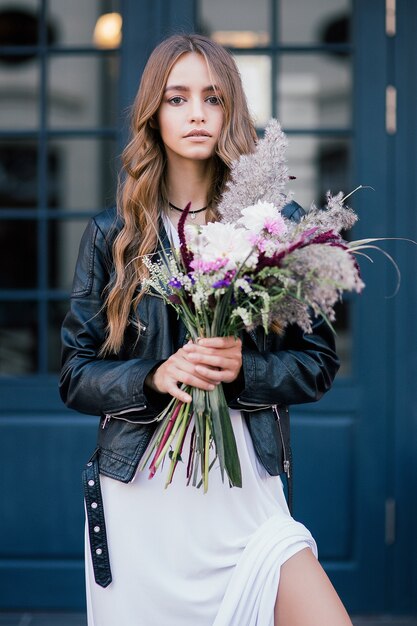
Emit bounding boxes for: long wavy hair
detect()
[101,33,258,355]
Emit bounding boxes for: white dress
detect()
[85,216,317,626]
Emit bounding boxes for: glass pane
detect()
[48,2,121,48]
[0,61,39,130]
[198,0,270,47]
[48,54,119,129]
[48,301,69,373]
[279,0,351,45]
[47,138,118,210]
[0,301,37,374]
[49,218,90,291]
[277,54,352,129]
[234,55,271,127]
[0,141,38,208]
[0,220,37,289]
[286,135,351,207]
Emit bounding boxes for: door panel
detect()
[0,0,416,614]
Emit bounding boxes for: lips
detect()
[184,129,211,137]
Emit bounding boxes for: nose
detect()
[189,97,206,123]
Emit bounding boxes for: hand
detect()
[145,337,242,403]
[183,336,242,384]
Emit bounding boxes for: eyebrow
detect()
[164,84,219,94]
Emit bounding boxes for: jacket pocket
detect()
[101,405,162,429]
[236,398,272,412]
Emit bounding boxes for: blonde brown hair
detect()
[102,33,257,355]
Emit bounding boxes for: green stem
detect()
[164,402,192,488]
[203,417,211,493]
[153,402,187,471]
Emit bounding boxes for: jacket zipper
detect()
[238,399,291,478]
[272,404,290,479]
[102,405,161,429]
[236,398,271,412]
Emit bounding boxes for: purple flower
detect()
[212,278,232,289]
[309,230,347,247]
[212,269,236,289]
[168,277,183,289]
[177,202,194,271]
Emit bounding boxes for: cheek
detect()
[156,107,173,139]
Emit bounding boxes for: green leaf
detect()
[209,385,242,487]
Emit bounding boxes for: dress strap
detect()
[82,450,112,587]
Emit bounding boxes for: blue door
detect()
[281,0,417,612]
[0,0,416,614]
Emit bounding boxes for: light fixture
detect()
[93,12,122,49]
[211,31,269,48]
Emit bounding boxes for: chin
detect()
[185,147,216,160]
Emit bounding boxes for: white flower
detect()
[238,201,288,236]
[230,307,252,328]
[195,222,257,270]
[234,278,253,295]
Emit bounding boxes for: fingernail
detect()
[208,384,215,390]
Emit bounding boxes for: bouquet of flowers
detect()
[138,119,370,491]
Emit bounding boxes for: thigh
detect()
[274,548,353,626]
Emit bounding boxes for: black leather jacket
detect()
[60,204,339,485]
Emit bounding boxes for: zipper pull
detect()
[102,414,111,429]
[272,404,291,478]
[283,459,291,479]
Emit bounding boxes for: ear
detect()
[149,117,159,130]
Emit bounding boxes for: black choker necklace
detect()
[169,202,207,220]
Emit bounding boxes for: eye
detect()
[168,96,185,105]
[206,95,221,105]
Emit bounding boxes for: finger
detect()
[194,364,239,383]
[183,343,241,362]
[185,351,238,370]
[165,354,222,388]
[196,336,241,349]
[165,382,192,403]
[177,372,217,390]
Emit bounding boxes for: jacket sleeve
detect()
[227,319,340,408]
[59,217,168,419]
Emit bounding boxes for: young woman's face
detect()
[157,52,224,166]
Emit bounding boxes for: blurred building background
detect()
[0,0,416,617]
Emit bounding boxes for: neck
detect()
[165,157,214,210]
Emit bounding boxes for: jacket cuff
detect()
[223,368,245,405]
[142,361,172,413]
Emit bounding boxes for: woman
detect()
[60,33,352,626]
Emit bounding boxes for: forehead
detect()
[166,52,216,88]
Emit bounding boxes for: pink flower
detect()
[190,258,228,273]
[238,201,288,237]
[264,217,287,236]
